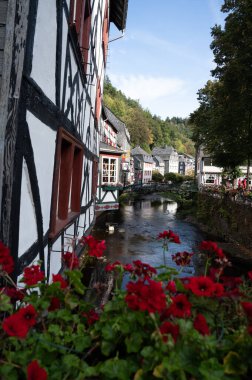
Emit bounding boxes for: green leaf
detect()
[199,358,225,380]
[102,324,117,341]
[101,340,115,356]
[140,346,154,358]
[125,332,143,353]
[99,358,135,380]
[48,324,63,336]
[0,293,13,313]
[64,293,79,309]
[74,335,92,352]
[0,365,19,380]
[66,270,85,295]
[153,363,164,378]
[224,351,247,375]
[63,354,81,370]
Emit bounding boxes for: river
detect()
[92,194,207,277]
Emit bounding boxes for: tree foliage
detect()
[189,0,252,171]
[103,77,195,156]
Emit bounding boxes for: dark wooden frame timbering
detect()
[0,0,102,280]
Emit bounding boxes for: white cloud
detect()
[109,74,185,102]
[108,74,198,118]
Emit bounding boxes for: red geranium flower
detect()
[83,309,100,325]
[172,251,194,266]
[2,313,29,338]
[168,294,191,318]
[132,260,157,278]
[159,321,179,342]
[212,282,224,297]
[193,314,210,336]
[241,302,252,320]
[125,278,167,314]
[157,230,180,244]
[48,297,61,311]
[52,274,68,289]
[82,235,106,258]
[0,241,14,274]
[247,271,252,281]
[62,252,79,269]
[105,261,122,272]
[27,360,47,380]
[18,304,37,327]
[199,241,218,254]
[23,265,45,286]
[166,280,176,293]
[1,286,25,301]
[187,276,215,297]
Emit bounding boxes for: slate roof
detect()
[100,141,124,155]
[152,146,176,155]
[131,146,154,163]
[103,106,126,133]
[110,0,128,31]
[153,155,165,166]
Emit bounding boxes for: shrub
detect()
[164,173,183,183]
[152,171,164,183]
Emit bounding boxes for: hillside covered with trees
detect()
[103,77,195,156]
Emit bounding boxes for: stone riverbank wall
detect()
[197,193,252,250]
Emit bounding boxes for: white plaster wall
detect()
[27,112,56,234]
[61,7,68,110]
[19,161,37,255]
[47,237,62,280]
[31,0,57,103]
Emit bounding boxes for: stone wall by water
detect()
[197,193,252,249]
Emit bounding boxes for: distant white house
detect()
[178,153,195,175]
[152,155,165,176]
[131,146,154,184]
[152,146,179,174]
[196,146,252,188]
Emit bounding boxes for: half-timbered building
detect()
[0,0,128,280]
[95,106,124,213]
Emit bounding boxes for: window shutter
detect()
[80,0,91,73]
[95,78,101,122]
[92,159,99,196]
[102,1,109,62]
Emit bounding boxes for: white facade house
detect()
[153,156,165,176]
[132,146,155,184]
[0,0,128,281]
[196,147,252,188]
[152,146,179,174]
[178,153,195,175]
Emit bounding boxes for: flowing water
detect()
[92,194,207,277]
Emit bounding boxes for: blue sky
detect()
[107,0,225,120]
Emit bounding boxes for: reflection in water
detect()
[93,194,207,277]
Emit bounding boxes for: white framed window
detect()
[102,157,118,183]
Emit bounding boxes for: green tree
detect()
[190,0,252,186]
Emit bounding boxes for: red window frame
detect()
[92,158,99,196]
[49,128,84,239]
[69,0,92,74]
[102,0,109,63]
[95,78,101,122]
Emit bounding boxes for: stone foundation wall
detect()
[197,193,252,249]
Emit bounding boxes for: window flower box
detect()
[101,183,123,191]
